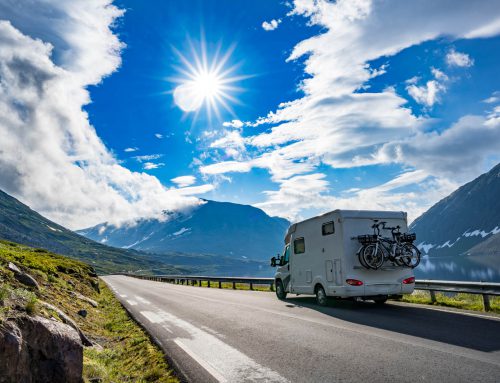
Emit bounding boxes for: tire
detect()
[373,297,388,305]
[276,280,287,300]
[316,285,329,306]
[402,244,421,268]
[357,245,370,269]
[393,245,406,266]
[362,244,384,269]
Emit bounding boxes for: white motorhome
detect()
[271,210,415,306]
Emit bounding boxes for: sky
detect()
[0,0,499,229]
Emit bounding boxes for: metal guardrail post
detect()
[250,282,254,290]
[218,281,222,289]
[207,280,211,288]
[232,281,236,290]
[429,290,437,303]
[483,294,491,311]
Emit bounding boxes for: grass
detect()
[0,239,178,383]
[184,279,273,292]
[396,289,500,314]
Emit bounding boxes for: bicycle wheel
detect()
[362,244,384,269]
[393,245,407,266]
[357,245,370,269]
[402,243,421,268]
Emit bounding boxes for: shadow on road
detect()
[284,297,500,352]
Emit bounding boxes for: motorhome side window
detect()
[294,237,305,254]
[281,245,290,265]
[322,221,335,235]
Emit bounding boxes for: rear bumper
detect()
[328,283,414,298]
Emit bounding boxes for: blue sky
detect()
[1,0,500,228]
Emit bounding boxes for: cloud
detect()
[155,133,163,139]
[134,154,163,162]
[262,19,281,31]
[0,1,199,229]
[124,147,138,152]
[171,175,196,187]
[222,119,245,129]
[201,0,500,221]
[143,162,165,170]
[446,49,474,67]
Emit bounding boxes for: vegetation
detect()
[0,240,178,383]
[395,290,500,314]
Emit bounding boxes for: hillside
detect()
[78,200,290,262]
[410,162,500,257]
[0,240,177,382]
[0,189,177,274]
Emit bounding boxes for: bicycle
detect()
[357,220,421,269]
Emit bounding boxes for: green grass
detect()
[0,239,178,383]
[394,290,500,313]
[184,280,273,292]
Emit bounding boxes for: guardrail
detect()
[122,274,500,311]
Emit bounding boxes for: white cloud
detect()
[143,162,165,170]
[262,19,281,31]
[446,49,474,67]
[202,0,500,221]
[222,119,245,129]
[171,175,196,187]
[134,154,163,162]
[406,67,448,107]
[0,1,199,229]
[155,133,163,139]
[124,147,138,152]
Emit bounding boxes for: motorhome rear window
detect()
[322,221,335,235]
[294,237,305,254]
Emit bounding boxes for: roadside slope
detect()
[0,240,178,382]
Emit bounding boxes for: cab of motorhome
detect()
[271,210,415,306]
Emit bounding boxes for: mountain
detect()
[410,162,500,257]
[0,189,178,274]
[78,200,290,262]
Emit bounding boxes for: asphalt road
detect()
[102,275,500,383]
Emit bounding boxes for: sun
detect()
[171,39,247,119]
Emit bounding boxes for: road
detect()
[102,275,500,383]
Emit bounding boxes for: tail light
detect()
[402,276,415,284]
[346,279,363,286]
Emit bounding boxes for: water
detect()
[414,255,500,282]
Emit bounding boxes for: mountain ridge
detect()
[410,162,500,257]
[78,199,290,262]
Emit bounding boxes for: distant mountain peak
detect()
[410,162,500,257]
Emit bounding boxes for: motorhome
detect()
[271,210,416,306]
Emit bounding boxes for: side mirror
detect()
[270,257,276,267]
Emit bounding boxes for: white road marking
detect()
[126,300,138,306]
[136,296,151,304]
[140,311,163,323]
[119,294,127,298]
[143,308,288,382]
[174,339,227,383]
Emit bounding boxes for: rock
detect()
[14,273,40,290]
[77,309,87,318]
[7,262,40,290]
[71,292,98,308]
[7,262,21,274]
[40,301,93,347]
[0,315,83,383]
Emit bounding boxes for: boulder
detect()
[77,309,87,318]
[14,273,40,290]
[7,262,40,290]
[71,292,98,308]
[0,315,83,383]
